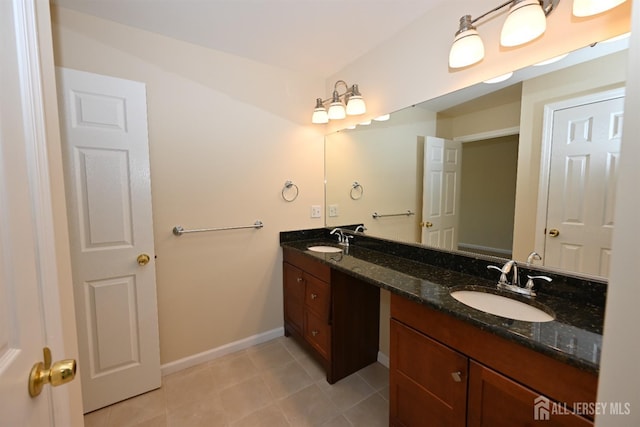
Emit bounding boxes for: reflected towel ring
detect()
[350,181,364,200]
[282,180,299,202]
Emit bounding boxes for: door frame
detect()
[10,0,81,424]
[534,87,626,263]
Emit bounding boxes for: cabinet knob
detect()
[451,371,463,382]
[311,330,319,337]
[297,277,303,283]
[310,293,318,300]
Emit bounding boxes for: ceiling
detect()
[52,0,449,77]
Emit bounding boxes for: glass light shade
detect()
[346,96,366,115]
[573,0,626,17]
[449,29,484,68]
[534,53,569,66]
[311,107,328,124]
[373,114,390,121]
[327,102,346,120]
[500,0,546,47]
[359,120,372,126]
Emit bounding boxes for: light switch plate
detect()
[311,205,322,218]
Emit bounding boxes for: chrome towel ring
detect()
[282,180,299,202]
[350,181,364,200]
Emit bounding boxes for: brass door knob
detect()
[548,229,560,237]
[137,253,151,266]
[29,347,77,397]
[421,221,434,228]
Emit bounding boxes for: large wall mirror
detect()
[325,36,629,280]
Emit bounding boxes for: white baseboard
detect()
[377,351,389,368]
[160,327,284,376]
[457,242,512,257]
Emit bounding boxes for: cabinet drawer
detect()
[305,311,330,359]
[390,319,467,427]
[305,275,330,319]
[283,248,331,282]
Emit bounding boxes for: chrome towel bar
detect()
[172,220,264,236]
[372,210,415,219]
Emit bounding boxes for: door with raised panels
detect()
[57,67,161,412]
[421,136,463,250]
[0,0,78,424]
[544,92,624,278]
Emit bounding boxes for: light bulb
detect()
[500,0,546,47]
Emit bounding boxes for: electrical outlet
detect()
[329,204,339,217]
[311,205,322,218]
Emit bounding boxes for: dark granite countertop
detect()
[280,228,605,374]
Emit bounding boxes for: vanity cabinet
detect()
[283,248,380,383]
[390,294,596,427]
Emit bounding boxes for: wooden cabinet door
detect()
[390,319,468,427]
[283,262,305,335]
[468,361,593,427]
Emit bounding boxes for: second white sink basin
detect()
[307,245,343,253]
[450,290,554,322]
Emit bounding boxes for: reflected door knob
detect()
[137,253,151,266]
[548,229,560,237]
[421,221,434,228]
[28,347,77,397]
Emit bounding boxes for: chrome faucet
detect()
[487,259,551,297]
[354,225,366,233]
[330,228,344,244]
[527,251,542,264]
[330,228,353,246]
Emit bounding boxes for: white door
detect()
[1,0,79,425]
[421,136,462,250]
[543,92,624,277]
[57,68,161,412]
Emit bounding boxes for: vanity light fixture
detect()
[449,0,559,69]
[311,80,366,124]
[373,114,390,121]
[449,0,627,69]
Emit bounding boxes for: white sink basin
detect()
[450,290,554,322]
[307,245,343,253]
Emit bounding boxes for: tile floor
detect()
[84,336,389,427]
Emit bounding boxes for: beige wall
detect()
[439,98,522,140]
[459,135,519,255]
[325,107,437,243]
[51,7,324,364]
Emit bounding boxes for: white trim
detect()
[453,126,520,143]
[13,0,72,425]
[534,88,626,261]
[160,327,285,376]
[377,351,389,368]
